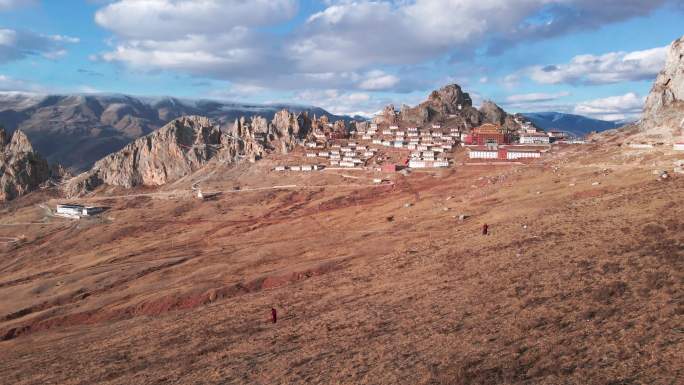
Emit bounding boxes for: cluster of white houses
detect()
[303,140,378,168]
[353,123,458,168]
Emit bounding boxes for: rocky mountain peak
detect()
[0,128,51,201]
[640,35,684,141]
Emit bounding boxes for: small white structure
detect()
[301,165,313,171]
[290,166,301,171]
[389,125,399,130]
[274,166,287,171]
[468,149,498,159]
[339,161,356,167]
[409,160,427,168]
[507,150,541,159]
[56,204,105,218]
[318,151,329,157]
[673,142,684,151]
[306,153,317,158]
[519,134,550,145]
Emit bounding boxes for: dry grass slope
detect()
[0,144,682,384]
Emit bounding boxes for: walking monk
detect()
[271,308,277,324]
[482,223,489,235]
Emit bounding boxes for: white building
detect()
[409,160,427,168]
[673,142,684,151]
[306,153,317,158]
[56,204,105,218]
[507,150,541,159]
[274,166,287,171]
[519,134,550,145]
[468,149,498,159]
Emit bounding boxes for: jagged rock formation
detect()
[379,84,532,134]
[0,128,51,201]
[0,93,349,171]
[64,110,339,196]
[65,116,250,195]
[640,35,684,142]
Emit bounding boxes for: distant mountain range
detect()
[521,112,623,137]
[0,93,349,172]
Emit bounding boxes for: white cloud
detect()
[0,28,79,63]
[527,46,668,85]
[93,0,677,95]
[506,91,570,103]
[573,92,645,121]
[95,0,297,39]
[358,70,400,90]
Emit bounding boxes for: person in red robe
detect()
[482,223,488,235]
[271,308,277,324]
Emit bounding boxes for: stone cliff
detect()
[0,128,51,201]
[640,35,684,142]
[63,110,335,196]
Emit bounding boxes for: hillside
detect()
[522,112,621,137]
[0,142,682,384]
[0,93,348,172]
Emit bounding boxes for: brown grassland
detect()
[0,141,682,384]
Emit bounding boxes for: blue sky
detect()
[0,0,682,120]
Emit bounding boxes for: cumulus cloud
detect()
[0,28,79,63]
[95,0,297,39]
[91,0,679,114]
[94,0,677,90]
[290,0,675,71]
[573,92,645,121]
[527,46,668,85]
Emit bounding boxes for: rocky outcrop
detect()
[640,35,684,141]
[379,84,531,134]
[397,84,481,126]
[0,93,349,171]
[63,111,342,196]
[64,116,246,196]
[0,129,51,201]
